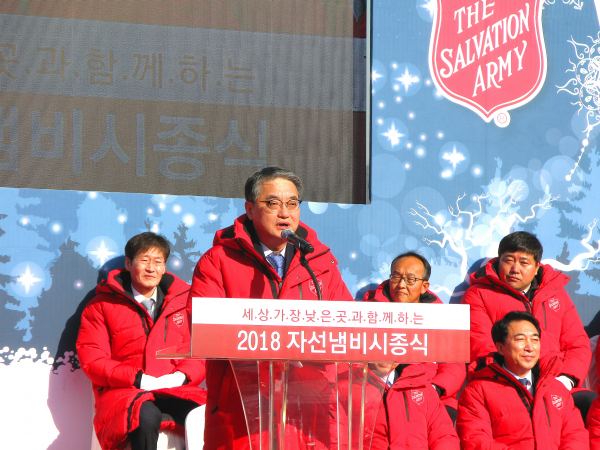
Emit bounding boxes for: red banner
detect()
[191,298,470,363]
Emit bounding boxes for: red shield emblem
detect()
[551,395,563,410]
[548,298,560,312]
[309,279,323,296]
[429,0,546,127]
[173,312,184,327]
[411,390,424,405]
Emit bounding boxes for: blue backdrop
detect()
[2,1,600,448]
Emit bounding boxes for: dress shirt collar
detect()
[503,364,533,391]
[261,242,287,258]
[132,285,158,303]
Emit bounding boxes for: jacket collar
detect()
[470,257,568,297]
[104,268,183,303]
[374,280,440,304]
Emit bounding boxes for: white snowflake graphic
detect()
[557,33,600,180]
[381,122,405,147]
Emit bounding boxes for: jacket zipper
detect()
[298,284,303,300]
[164,316,168,342]
[108,287,151,336]
[489,366,532,413]
[237,239,280,298]
[127,392,146,432]
[237,238,330,299]
[543,397,551,427]
[543,303,547,329]
[402,391,410,421]
[487,278,531,313]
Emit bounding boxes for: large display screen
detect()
[0,1,367,203]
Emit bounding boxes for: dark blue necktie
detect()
[266,253,284,278]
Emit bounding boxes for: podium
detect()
[158,298,470,450]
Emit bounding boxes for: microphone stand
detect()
[299,252,322,301]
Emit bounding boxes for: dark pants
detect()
[573,389,597,424]
[129,397,199,450]
[445,405,458,425]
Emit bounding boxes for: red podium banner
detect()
[191,298,470,363]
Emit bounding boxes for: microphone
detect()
[281,229,314,254]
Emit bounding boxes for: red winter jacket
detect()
[364,281,466,410]
[77,269,207,450]
[588,396,600,450]
[189,215,353,450]
[457,354,589,450]
[586,342,600,449]
[586,392,600,449]
[462,258,591,386]
[371,364,460,450]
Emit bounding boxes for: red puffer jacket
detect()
[457,354,589,450]
[371,364,460,450]
[585,342,600,449]
[462,258,590,385]
[77,269,206,450]
[364,281,466,410]
[189,214,353,450]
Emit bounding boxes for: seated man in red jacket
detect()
[77,232,206,450]
[370,362,460,450]
[462,231,594,419]
[457,311,589,450]
[364,251,465,423]
[585,339,600,449]
[189,166,353,450]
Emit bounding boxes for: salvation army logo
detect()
[309,279,324,296]
[411,390,424,405]
[173,312,184,327]
[548,298,560,312]
[429,0,546,127]
[551,395,563,410]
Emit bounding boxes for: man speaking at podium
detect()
[189,166,353,449]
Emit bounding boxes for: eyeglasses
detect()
[389,275,423,286]
[257,199,302,212]
[134,257,165,269]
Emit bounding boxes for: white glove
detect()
[141,372,186,390]
[153,371,187,389]
[140,374,159,391]
[556,375,574,391]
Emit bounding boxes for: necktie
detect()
[518,378,529,390]
[141,298,155,320]
[266,253,285,279]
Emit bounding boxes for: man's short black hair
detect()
[124,232,170,261]
[491,311,541,345]
[244,166,304,202]
[497,231,543,264]
[390,251,431,281]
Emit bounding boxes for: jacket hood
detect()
[472,352,565,384]
[469,257,569,294]
[98,268,190,300]
[213,214,331,259]
[389,363,431,390]
[363,279,442,304]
